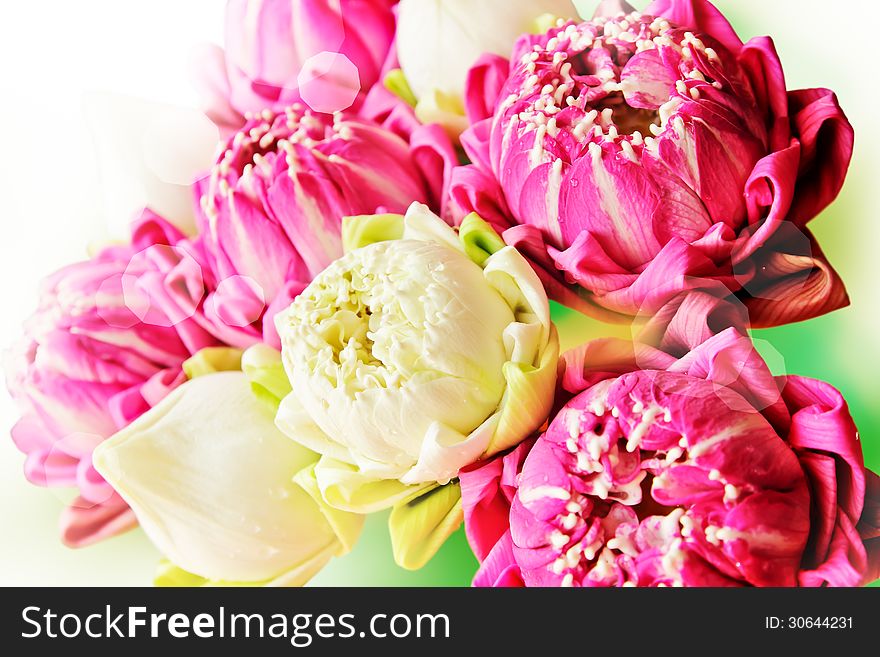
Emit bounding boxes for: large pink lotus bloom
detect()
[461,329,880,587]
[194,104,444,347]
[6,215,221,547]
[198,0,397,133]
[452,0,852,327]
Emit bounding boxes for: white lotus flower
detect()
[274,203,559,513]
[92,370,362,585]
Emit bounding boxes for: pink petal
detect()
[858,470,880,542]
[298,52,361,114]
[59,495,138,548]
[267,169,347,277]
[408,123,459,219]
[781,376,864,525]
[786,88,854,227]
[639,288,748,356]
[460,456,510,561]
[216,190,300,299]
[190,43,242,136]
[10,415,53,455]
[560,338,675,397]
[472,532,524,587]
[722,490,810,586]
[735,143,799,262]
[450,164,512,233]
[502,225,628,322]
[559,150,664,269]
[131,209,187,251]
[671,328,789,428]
[620,49,677,109]
[858,470,880,584]
[464,53,511,123]
[798,513,868,587]
[460,118,494,175]
[644,0,744,55]
[555,235,730,317]
[460,439,534,561]
[738,37,790,151]
[262,279,309,350]
[796,451,839,568]
[743,228,849,327]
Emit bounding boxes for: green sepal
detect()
[388,482,464,571]
[183,347,243,379]
[342,213,405,253]
[241,344,292,411]
[459,212,507,266]
[383,68,417,107]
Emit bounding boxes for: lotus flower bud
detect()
[5,215,219,547]
[453,0,853,327]
[274,203,559,513]
[195,104,432,347]
[512,369,810,587]
[197,0,397,132]
[93,370,362,585]
[461,329,880,587]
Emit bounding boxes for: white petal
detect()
[93,371,347,583]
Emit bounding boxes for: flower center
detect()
[201,105,352,218]
[277,239,513,466]
[513,373,784,587]
[506,12,724,165]
[536,385,687,586]
[284,242,429,393]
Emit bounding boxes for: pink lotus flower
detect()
[451,0,853,327]
[198,0,397,134]
[194,104,449,347]
[5,214,222,547]
[461,329,880,587]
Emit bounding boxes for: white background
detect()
[0,0,225,585]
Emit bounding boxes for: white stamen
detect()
[723,484,740,504]
[550,530,569,549]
